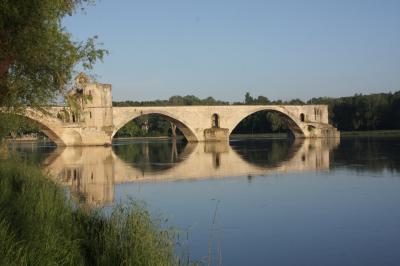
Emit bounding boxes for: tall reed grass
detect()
[0,158,190,265]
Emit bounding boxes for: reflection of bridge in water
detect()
[43,138,340,206]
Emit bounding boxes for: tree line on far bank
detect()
[309,91,400,131]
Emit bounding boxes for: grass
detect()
[0,157,192,266]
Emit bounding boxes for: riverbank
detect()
[341,129,400,137]
[115,135,185,141]
[115,133,289,141]
[230,133,288,139]
[0,157,187,265]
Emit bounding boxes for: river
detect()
[8,137,400,266]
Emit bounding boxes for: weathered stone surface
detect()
[3,77,340,146]
[204,128,229,142]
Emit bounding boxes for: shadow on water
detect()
[112,139,191,173]
[229,138,295,168]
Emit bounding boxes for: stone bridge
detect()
[4,75,339,146]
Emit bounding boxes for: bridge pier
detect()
[203,128,230,142]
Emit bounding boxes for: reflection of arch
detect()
[230,138,337,171]
[112,111,198,142]
[230,138,301,168]
[230,108,305,138]
[112,140,197,174]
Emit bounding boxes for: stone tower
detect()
[73,73,114,134]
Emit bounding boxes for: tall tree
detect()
[0,0,106,108]
[244,92,254,104]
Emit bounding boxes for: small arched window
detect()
[212,114,219,128]
[300,113,305,122]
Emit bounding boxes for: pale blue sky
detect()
[63,0,400,102]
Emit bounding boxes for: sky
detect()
[63,0,400,102]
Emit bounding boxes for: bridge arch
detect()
[112,109,198,142]
[12,108,69,146]
[230,138,304,169]
[0,108,72,146]
[228,106,306,138]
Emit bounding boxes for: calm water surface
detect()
[9,137,400,266]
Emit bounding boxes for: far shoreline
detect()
[340,129,400,137]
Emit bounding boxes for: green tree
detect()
[0,0,106,137]
[244,92,254,104]
[257,96,270,104]
[288,98,305,105]
[168,96,185,105]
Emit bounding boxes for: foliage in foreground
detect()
[0,0,106,108]
[0,158,183,266]
[0,0,107,140]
